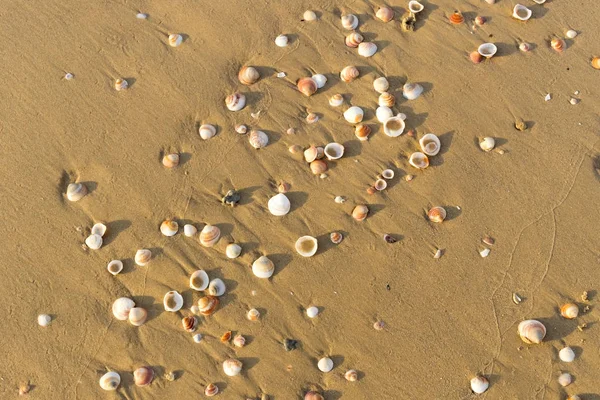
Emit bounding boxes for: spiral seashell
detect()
[182,316,198,332]
[427,206,446,223]
[226,243,242,259]
[352,204,369,221]
[373,77,389,93]
[238,66,260,85]
[317,357,334,372]
[560,303,579,319]
[128,307,148,326]
[184,224,197,237]
[135,249,152,266]
[409,152,429,169]
[199,124,217,140]
[297,77,318,97]
[470,51,484,64]
[344,106,364,124]
[345,369,358,381]
[114,78,128,91]
[558,372,572,387]
[197,295,219,315]
[38,314,51,327]
[383,116,406,137]
[449,11,464,24]
[190,270,209,291]
[408,1,424,13]
[225,92,246,111]
[341,14,359,30]
[551,38,565,53]
[470,376,489,394]
[168,34,183,47]
[340,66,359,83]
[306,112,319,124]
[85,234,102,250]
[162,153,180,168]
[160,219,179,237]
[205,383,219,396]
[199,224,221,247]
[310,160,328,175]
[248,130,269,149]
[247,308,260,321]
[592,57,600,70]
[358,42,377,57]
[312,74,327,89]
[66,182,88,202]
[252,255,275,278]
[382,169,394,179]
[133,366,154,387]
[345,32,364,48]
[403,82,424,100]
[378,92,395,107]
[295,236,318,257]
[303,10,317,21]
[374,179,387,191]
[305,392,325,400]
[233,334,246,347]
[99,371,121,391]
[376,6,394,22]
[479,137,495,152]
[512,4,532,21]
[330,232,343,244]
[419,133,441,156]
[329,94,344,107]
[235,124,248,134]
[164,291,184,312]
[324,143,344,160]
[223,358,243,376]
[354,124,371,141]
[559,346,575,362]
[268,193,291,216]
[518,319,546,344]
[208,278,226,296]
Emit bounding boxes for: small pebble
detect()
[283,338,298,351]
[482,236,495,246]
[303,10,317,21]
[277,72,286,78]
[37,314,51,327]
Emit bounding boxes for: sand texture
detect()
[1,0,600,399]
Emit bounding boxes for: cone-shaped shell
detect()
[199,124,217,140]
[352,205,369,221]
[66,182,88,201]
[135,249,152,266]
[358,42,377,57]
[295,236,318,257]
[470,376,489,394]
[85,234,103,250]
[340,66,359,83]
[199,224,221,247]
[409,152,429,169]
[113,297,135,320]
[403,82,424,100]
[376,6,394,22]
[560,303,579,319]
[324,143,344,160]
[238,66,260,85]
[341,14,359,30]
[208,278,226,296]
[449,11,464,24]
[428,206,447,223]
[355,124,371,141]
[164,291,184,312]
[512,4,532,21]
[310,160,328,175]
[198,295,219,315]
[190,270,210,291]
[297,77,318,96]
[128,307,148,326]
[223,358,243,376]
[225,93,246,111]
[162,153,180,168]
[518,319,546,344]
[408,1,424,13]
[373,77,389,93]
[182,316,198,332]
[160,219,179,236]
[252,255,275,278]
[205,383,219,396]
[419,133,441,156]
[268,193,291,216]
[107,260,123,276]
[383,116,406,137]
[248,130,269,149]
[99,371,121,391]
[226,243,242,259]
[478,43,498,58]
[345,32,363,48]
[344,106,364,124]
[133,366,154,387]
[168,34,183,47]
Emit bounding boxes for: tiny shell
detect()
[304,146,318,163]
[518,319,546,344]
[512,293,522,304]
[312,74,327,89]
[428,206,447,223]
[199,124,217,140]
[330,232,343,244]
[168,34,183,47]
[310,160,328,175]
[162,153,180,168]
[480,248,491,258]
[199,224,221,247]
[303,10,317,21]
[223,358,243,376]
[190,270,210,291]
[235,124,247,134]
[345,369,358,381]
[551,38,565,52]
[334,196,346,204]
[433,249,443,259]
[133,366,154,387]
[345,32,364,48]
[559,346,575,362]
[160,219,178,236]
[478,43,498,58]
[184,224,197,237]
[402,82,423,100]
[375,179,387,191]
[66,182,88,201]
[135,249,152,266]
[470,51,484,64]
[38,314,51,327]
[558,372,572,387]
[205,383,219,396]
[566,30,577,39]
[305,392,325,400]
[341,14,359,30]
[114,78,128,91]
[225,93,246,111]
[99,371,121,391]
[376,106,393,123]
[409,152,429,169]
[182,316,198,332]
[512,4,532,21]
[197,295,219,315]
[373,77,389,93]
[193,333,203,343]
[226,243,242,259]
[479,137,495,151]
[295,236,318,257]
[208,278,226,296]
[297,77,318,96]
[221,331,232,343]
[358,42,377,57]
[233,334,246,347]
[449,11,464,25]
[112,297,135,320]
[560,303,579,319]
[268,193,291,216]
[275,34,289,47]
[352,205,369,221]
[376,6,394,22]
[238,66,260,85]
[340,66,359,83]
[128,307,148,326]
[344,106,364,124]
[324,143,344,160]
[329,94,344,107]
[252,255,275,278]
[306,306,319,318]
[90,222,107,237]
[419,133,441,156]
[306,113,319,124]
[378,92,395,107]
[247,308,260,321]
[164,291,184,312]
[355,124,371,141]
[470,376,489,394]
[248,130,269,149]
[317,357,333,372]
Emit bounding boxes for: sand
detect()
[1,0,600,398]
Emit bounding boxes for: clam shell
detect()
[402,82,423,100]
[303,10,317,21]
[518,319,546,344]
[310,160,328,175]
[479,137,495,152]
[133,366,154,387]
[225,93,246,111]
[344,106,364,124]
[475,16,486,26]
[373,77,389,93]
[247,308,261,321]
[135,249,152,266]
[329,94,344,107]
[382,169,394,179]
[355,124,371,141]
[560,303,579,319]
[376,106,394,123]
[85,234,103,250]
[558,372,572,387]
[376,6,394,22]
[233,334,246,348]
[409,152,429,169]
[99,371,121,391]
[199,224,221,247]
[162,153,180,168]
[408,1,424,13]
[235,124,247,134]
[268,193,291,216]
[358,42,377,57]
[304,145,319,163]
[223,358,243,376]
[297,77,318,96]
[378,92,395,107]
[91,222,107,237]
[205,383,219,396]
[275,34,289,47]
[374,179,387,191]
[345,369,358,381]
[345,32,364,48]
[226,243,242,259]
[112,297,135,320]
[208,278,226,296]
[160,219,179,236]
[114,78,128,91]
[128,307,148,326]
[182,316,198,332]
[295,236,318,257]
[312,74,327,89]
[197,295,219,315]
[199,124,217,140]
[559,346,575,362]
[551,38,565,52]
[419,133,441,156]
[352,205,369,221]
[38,314,51,327]
[470,51,484,64]
[592,57,600,70]
[330,232,343,244]
[341,14,359,30]
[66,182,88,201]
[512,4,532,21]
[238,66,260,85]
[252,255,275,278]
[306,306,319,318]
[324,143,344,160]
[340,66,359,83]
[168,34,183,47]
[470,376,489,394]
[519,42,531,52]
[184,224,197,237]
[383,116,406,137]
[566,29,577,39]
[190,270,210,291]
[248,130,269,149]
[317,357,333,372]
[449,11,464,24]
[428,206,447,223]
[478,43,498,58]
[163,291,184,312]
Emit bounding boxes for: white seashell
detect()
[358,42,377,57]
[160,219,179,236]
[248,130,269,149]
[558,372,572,387]
[66,182,88,201]
[136,13,147,19]
[252,255,275,278]
[334,196,345,204]
[135,249,152,266]
[85,234,103,250]
[518,319,546,344]
[107,260,124,275]
[275,34,289,47]
[168,34,183,47]
[303,10,317,21]
[566,29,577,39]
[190,270,210,291]
[419,133,441,156]
[470,376,489,394]
[533,0,546,3]
[343,106,364,124]
[199,124,217,140]
[512,4,532,21]
[193,333,203,343]
[306,306,319,318]
[247,308,260,321]
[235,124,248,134]
[295,235,318,257]
[38,314,51,327]
[324,143,344,160]
[114,78,128,91]
[99,371,121,391]
[478,43,498,58]
[373,77,389,93]
[559,347,575,362]
[408,1,424,13]
[226,243,242,259]
[112,297,135,320]
[383,116,406,137]
[480,248,491,258]
[402,82,423,100]
[208,278,226,296]
[184,224,197,237]
[479,137,495,152]
[329,94,344,107]
[376,106,393,123]
[341,14,359,30]
[163,291,184,312]
[409,152,429,169]
[312,74,327,89]
[268,193,291,216]
[223,359,243,376]
[382,169,394,179]
[91,223,107,237]
[128,307,148,326]
[225,93,246,111]
[318,357,334,372]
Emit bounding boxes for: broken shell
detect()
[408,1,424,13]
[168,34,183,47]
[551,38,565,52]
[449,11,464,25]
[324,143,344,160]
[433,249,443,259]
[419,133,441,156]
[428,206,447,223]
[470,376,489,394]
[85,234,103,250]
[479,137,495,152]
[374,179,387,191]
[247,308,260,321]
[518,319,546,344]
[248,130,269,149]
[238,66,260,85]
[295,236,318,257]
[306,113,319,124]
[275,34,289,47]
[334,196,346,204]
[329,94,344,107]
[133,366,154,387]
[225,93,246,111]
[199,224,221,247]
[252,255,275,278]
[303,10,317,21]
[341,14,359,30]
[559,346,575,362]
[558,372,572,387]
[376,106,394,123]
[304,145,319,163]
[128,307,148,326]
[352,205,369,221]
[312,74,327,89]
[164,291,184,312]
[310,160,328,175]
[480,248,491,258]
[358,42,377,57]
[376,6,394,22]
[162,153,180,168]
[512,293,522,304]
[226,243,242,259]
[592,57,600,70]
[317,357,334,372]
[382,169,394,179]
[114,78,128,91]
[268,193,291,216]
[208,278,226,296]
[297,77,318,96]
[223,358,243,376]
[233,334,246,347]
[478,43,498,58]
[99,371,121,391]
[470,51,484,64]
[402,82,423,100]
[38,314,51,327]
[160,219,179,236]
[135,249,152,266]
[383,116,406,137]
[197,295,219,316]
[66,182,88,201]
[340,66,359,83]
[112,297,135,320]
[182,316,198,332]
[205,383,219,396]
[384,234,397,243]
[199,124,217,140]
[378,92,395,107]
[345,32,364,48]
[355,124,371,141]
[409,152,429,169]
[373,77,389,93]
[561,303,579,319]
[512,4,532,21]
[345,369,358,382]
[330,232,343,244]
[184,224,197,237]
[519,42,531,52]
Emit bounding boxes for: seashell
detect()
[449,11,464,25]
[135,249,152,266]
[238,66,260,85]
[373,77,389,93]
[428,206,447,223]
[329,94,344,107]
[38,314,51,327]
[226,243,242,259]
[305,392,325,400]
[85,234,103,250]
[376,6,394,22]
[128,307,148,326]
[190,270,210,291]
[378,92,395,107]
[182,316,198,332]
[560,303,579,319]
[306,306,319,318]
[315,146,325,160]
[512,293,522,304]
[268,193,291,216]
[317,357,334,372]
[330,232,343,244]
[434,249,443,259]
[208,278,226,296]
[304,145,319,163]
[297,77,318,96]
[221,330,232,342]
[383,234,397,244]
[295,236,318,257]
[164,291,184,312]
[225,93,246,111]
[303,10,317,21]
[551,38,565,53]
[197,295,219,315]
[247,130,269,149]
[345,369,358,381]
[112,297,135,320]
[408,1,424,13]
[591,57,600,70]
[324,143,344,160]
[341,14,359,30]
[558,372,572,387]
[91,222,107,237]
[518,319,546,344]
[133,366,154,387]
[275,34,289,47]
[358,42,377,57]
[223,358,243,376]
[480,248,491,258]
[367,186,377,195]
[533,0,546,3]
[470,51,484,64]
[383,116,406,137]
[382,169,394,179]
[340,66,359,83]
[475,16,486,26]
[568,396,582,400]
[66,183,88,201]
[512,4,532,21]
[312,74,327,89]
[233,334,246,347]
[403,82,423,100]
[409,152,429,169]
[247,308,260,321]
[192,333,203,343]
[519,42,531,52]
[479,137,495,152]
[199,224,221,247]
[162,153,179,168]
[374,179,387,191]
[376,106,393,123]
[559,346,575,362]
[344,106,364,124]
[160,219,178,236]
[419,133,441,156]
[352,205,369,221]
[235,124,248,134]
[184,224,197,237]
[306,112,319,124]
[205,383,219,396]
[199,124,217,140]
[478,43,498,58]
[310,160,328,175]
[355,124,371,141]
[168,34,183,47]
[99,371,121,391]
[470,376,489,394]
[334,196,346,204]
[345,32,364,48]
[114,78,128,91]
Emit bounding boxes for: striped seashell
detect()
[329,94,344,107]
[310,160,328,175]
[340,66,359,83]
[378,92,395,107]
[135,249,152,266]
[352,205,369,221]
[358,42,377,57]
[160,219,178,236]
[182,316,198,332]
[199,224,220,247]
[197,295,219,316]
[551,38,565,52]
[449,11,464,25]
[355,124,371,141]
[297,77,318,96]
[248,130,269,149]
[341,14,359,30]
[376,6,394,22]
[518,319,546,344]
[238,66,260,85]
[133,366,154,387]
[345,369,358,381]
[345,32,364,48]
[225,93,246,111]
[330,232,343,244]
[560,303,579,319]
[221,330,232,342]
[66,182,88,201]
[205,383,219,396]
[427,206,447,223]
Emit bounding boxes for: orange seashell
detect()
[205,383,219,397]
[345,32,364,48]
[247,308,260,321]
[427,206,447,223]
[592,57,600,70]
[470,51,483,64]
[197,296,219,316]
[310,160,328,175]
[551,38,565,52]
[449,11,464,25]
[330,232,343,244]
[340,66,360,83]
[221,330,232,343]
[560,303,579,319]
[238,66,260,85]
[376,6,394,22]
[297,77,318,96]
[366,186,376,195]
[182,316,198,332]
[352,205,369,221]
[355,124,371,141]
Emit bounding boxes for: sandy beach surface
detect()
[1,0,600,398]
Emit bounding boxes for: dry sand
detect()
[1,0,600,398]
